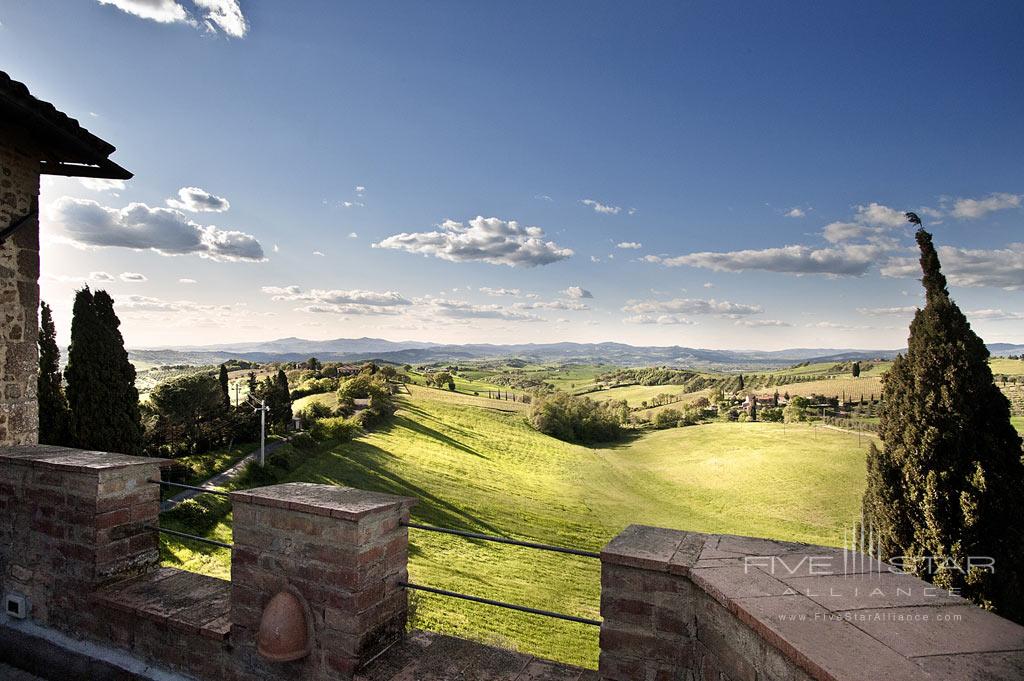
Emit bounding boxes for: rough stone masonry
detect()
[0,127,41,447]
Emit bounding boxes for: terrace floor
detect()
[355,630,598,680]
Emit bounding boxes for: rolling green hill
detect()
[162,390,869,668]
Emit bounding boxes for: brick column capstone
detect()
[230,482,416,680]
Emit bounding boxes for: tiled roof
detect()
[0,70,131,179]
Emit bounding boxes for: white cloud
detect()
[166,186,230,212]
[535,194,553,202]
[312,251,325,256]
[119,272,147,282]
[44,271,118,284]
[951,193,1021,220]
[179,278,197,284]
[479,287,521,297]
[590,256,601,263]
[562,286,593,299]
[659,243,884,276]
[262,286,412,315]
[616,241,642,249]
[785,207,806,218]
[118,294,228,313]
[262,286,411,306]
[97,0,247,37]
[853,202,907,228]
[881,243,1024,290]
[966,309,1024,321]
[622,297,763,318]
[355,185,366,195]
[193,0,247,37]
[734,319,792,327]
[424,299,543,322]
[374,216,573,268]
[702,282,714,289]
[79,178,127,192]
[821,221,873,244]
[581,199,621,215]
[623,313,698,326]
[348,232,359,238]
[805,321,862,331]
[513,300,589,311]
[97,0,188,24]
[50,197,264,261]
[857,306,917,316]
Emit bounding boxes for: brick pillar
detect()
[230,482,416,680]
[599,524,705,680]
[0,445,166,631]
[0,136,42,446]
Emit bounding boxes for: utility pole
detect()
[259,398,267,466]
[247,396,270,467]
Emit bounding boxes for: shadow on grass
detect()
[581,429,646,452]
[293,436,508,550]
[389,410,487,459]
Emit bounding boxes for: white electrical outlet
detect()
[4,593,28,619]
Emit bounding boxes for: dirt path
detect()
[160,438,289,512]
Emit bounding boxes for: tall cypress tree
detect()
[274,368,293,428]
[37,301,70,445]
[219,364,231,409]
[862,225,1024,621]
[65,288,144,455]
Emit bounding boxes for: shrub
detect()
[783,396,810,422]
[290,432,316,451]
[162,494,231,536]
[653,408,683,429]
[760,407,784,422]
[529,392,626,443]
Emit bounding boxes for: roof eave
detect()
[39,158,133,181]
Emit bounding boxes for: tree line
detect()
[37,287,294,458]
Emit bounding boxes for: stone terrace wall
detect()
[0,129,41,446]
[0,446,164,632]
[231,483,415,680]
[600,524,1024,681]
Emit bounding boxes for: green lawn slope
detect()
[162,392,869,668]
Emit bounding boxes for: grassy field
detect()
[293,390,342,412]
[769,375,885,400]
[1013,416,1024,433]
[162,391,869,668]
[584,383,690,406]
[990,358,1024,376]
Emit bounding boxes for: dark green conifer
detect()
[219,364,231,409]
[862,226,1024,622]
[37,301,70,445]
[65,288,144,455]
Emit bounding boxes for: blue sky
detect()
[2,1,1023,350]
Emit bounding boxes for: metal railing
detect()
[148,478,235,550]
[402,521,601,559]
[401,521,602,627]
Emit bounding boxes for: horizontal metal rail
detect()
[146,524,233,550]
[399,582,601,627]
[402,522,600,559]
[149,479,232,497]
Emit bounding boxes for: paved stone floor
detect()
[355,631,599,680]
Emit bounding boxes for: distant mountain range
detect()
[127,337,1024,370]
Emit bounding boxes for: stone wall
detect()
[0,131,41,447]
[231,483,415,680]
[0,446,164,633]
[600,524,1024,681]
